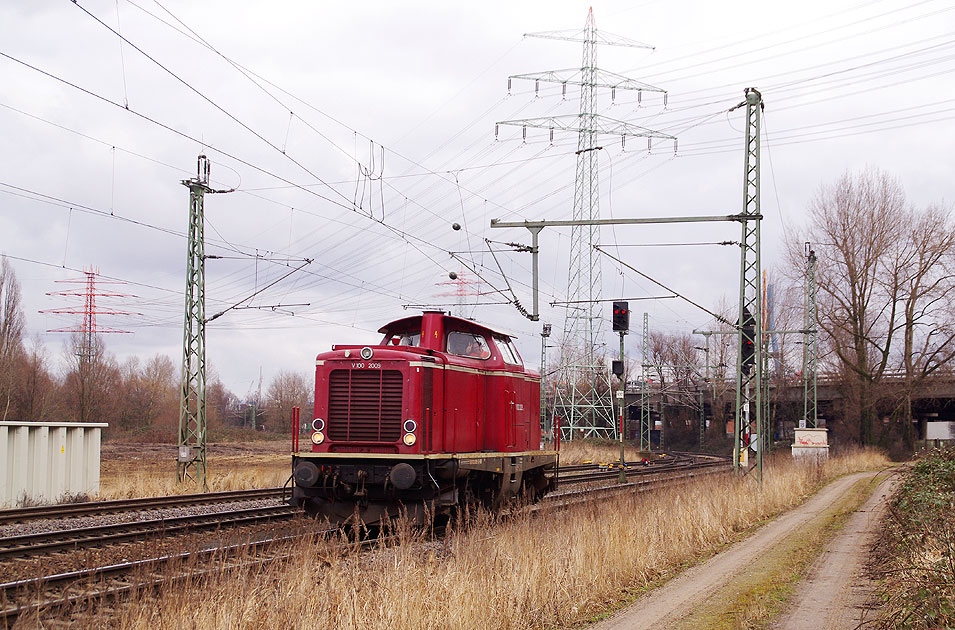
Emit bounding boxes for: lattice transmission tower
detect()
[43,268,136,358]
[42,268,137,422]
[499,9,674,439]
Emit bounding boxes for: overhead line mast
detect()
[178,155,232,489]
[733,88,764,480]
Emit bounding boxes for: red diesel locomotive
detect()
[290,311,558,523]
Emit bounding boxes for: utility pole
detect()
[802,243,818,429]
[499,9,673,441]
[732,88,763,482]
[178,155,231,488]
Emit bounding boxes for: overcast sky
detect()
[1,0,952,395]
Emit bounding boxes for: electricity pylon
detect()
[500,8,674,439]
[178,155,231,488]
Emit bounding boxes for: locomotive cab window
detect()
[496,336,523,366]
[447,331,491,359]
[383,332,421,346]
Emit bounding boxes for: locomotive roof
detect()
[378,313,518,339]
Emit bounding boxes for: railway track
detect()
[0,455,730,625]
[0,504,299,561]
[0,453,718,526]
[0,533,311,625]
[0,487,287,525]
[0,454,724,562]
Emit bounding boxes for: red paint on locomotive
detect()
[290,311,558,523]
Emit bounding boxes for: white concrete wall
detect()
[926,421,955,440]
[0,421,107,507]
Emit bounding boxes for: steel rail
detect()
[0,487,286,525]
[0,504,298,560]
[558,458,727,486]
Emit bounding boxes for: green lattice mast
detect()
[733,88,763,480]
[178,155,213,487]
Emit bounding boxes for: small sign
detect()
[616,390,624,399]
[178,446,192,462]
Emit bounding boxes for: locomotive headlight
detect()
[311,431,325,445]
[402,432,416,446]
[360,346,373,360]
[403,419,417,433]
[312,417,325,432]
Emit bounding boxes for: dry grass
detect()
[99,448,888,630]
[98,453,289,499]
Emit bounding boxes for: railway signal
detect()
[739,307,755,373]
[612,301,630,332]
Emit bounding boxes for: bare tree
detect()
[265,370,312,431]
[0,257,24,420]
[892,203,955,445]
[117,354,177,432]
[17,335,57,421]
[787,169,907,445]
[62,334,119,424]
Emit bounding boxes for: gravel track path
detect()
[772,473,898,630]
[589,471,885,630]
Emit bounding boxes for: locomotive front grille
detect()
[328,369,403,442]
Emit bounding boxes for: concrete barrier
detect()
[0,421,108,507]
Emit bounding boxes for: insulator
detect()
[549,127,554,143]
[673,139,678,155]
[507,78,511,94]
[621,135,626,150]
[611,87,616,103]
[648,138,652,152]
[522,126,527,141]
[637,91,642,106]
[535,80,539,96]
[495,124,499,140]
[562,82,567,98]
[664,93,668,108]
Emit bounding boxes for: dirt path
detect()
[590,471,893,630]
[772,472,897,630]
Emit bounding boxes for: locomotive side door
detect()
[418,360,444,453]
[442,331,486,453]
